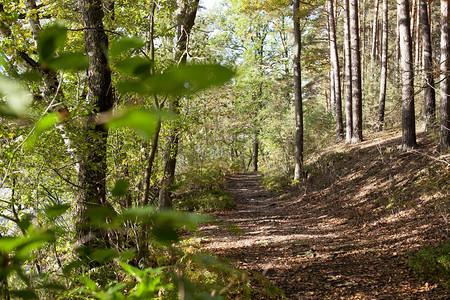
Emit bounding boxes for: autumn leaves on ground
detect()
[198,131,449,299]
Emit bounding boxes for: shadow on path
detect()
[198,171,449,299]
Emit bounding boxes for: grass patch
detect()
[408,241,450,289]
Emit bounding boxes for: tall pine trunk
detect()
[371,0,380,67]
[328,0,344,142]
[76,0,114,249]
[350,0,363,143]
[440,0,450,149]
[293,0,303,181]
[420,0,436,131]
[344,0,353,143]
[398,0,417,149]
[376,0,388,131]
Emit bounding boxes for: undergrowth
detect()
[408,241,450,289]
[175,188,235,212]
[175,160,235,212]
[261,172,292,194]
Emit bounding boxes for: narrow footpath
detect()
[197,172,449,299]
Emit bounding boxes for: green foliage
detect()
[261,172,292,194]
[408,241,450,289]
[0,76,32,117]
[174,160,235,212]
[175,188,235,212]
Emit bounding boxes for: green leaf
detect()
[151,224,178,244]
[119,249,136,261]
[0,76,32,116]
[9,289,39,299]
[111,179,128,197]
[116,57,152,78]
[109,37,145,59]
[19,72,42,83]
[63,260,84,275]
[116,80,150,95]
[44,203,70,219]
[49,53,88,70]
[38,283,66,291]
[107,109,160,140]
[26,112,60,147]
[147,64,234,95]
[90,248,119,262]
[119,261,143,279]
[116,64,234,96]
[84,207,119,227]
[37,24,67,63]
[122,205,156,223]
[79,276,98,292]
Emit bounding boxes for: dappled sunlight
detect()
[199,133,449,299]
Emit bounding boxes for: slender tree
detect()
[328,0,344,142]
[398,0,417,149]
[420,0,436,131]
[293,0,303,181]
[376,0,388,131]
[441,0,450,149]
[344,0,353,142]
[371,0,380,67]
[158,0,200,209]
[76,0,114,248]
[350,0,363,143]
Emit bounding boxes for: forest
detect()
[0,0,449,298]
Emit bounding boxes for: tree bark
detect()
[252,134,259,172]
[293,0,303,181]
[398,0,417,149]
[420,0,436,131]
[76,0,114,248]
[376,0,388,131]
[344,0,353,143]
[350,0,363,143]
[158,0,199,209]
[440,0,450,149]
[371,0,380,67]
[328,0,344,142]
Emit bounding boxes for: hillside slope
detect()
[198,131,450,299]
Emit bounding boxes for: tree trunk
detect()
[361,0,366,79]
[158,0,199,210]
[350,0,363,143]
[420,0,436,131]
[398,0,417,149]
[76,0,114,249]
[440,0,450,149]
[376,0,388,131]
[328,0,344,142]
[344,0,353,143]
[293,0,303,181]
[371,0,380,67]
[252,134,259,172]
[415,0,422,67]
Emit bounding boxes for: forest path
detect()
[197,171,449,299]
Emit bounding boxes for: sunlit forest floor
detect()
[197,130,450,299]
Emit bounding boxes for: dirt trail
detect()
[198,172,449,299]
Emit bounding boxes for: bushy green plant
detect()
[175,188,235,212]
[261,172,291,194]
[408,241,450,289]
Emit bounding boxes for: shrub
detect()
[261,173,291,194]
[175,188,235,212]
[408,241,450,289]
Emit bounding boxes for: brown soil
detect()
[198,131,450,299]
